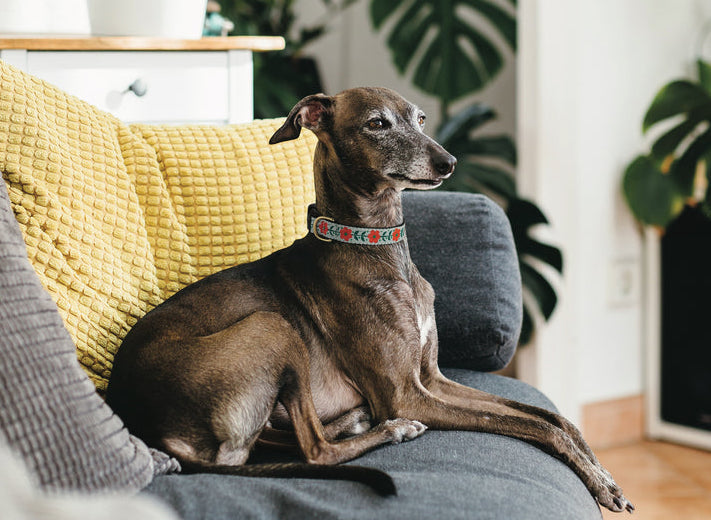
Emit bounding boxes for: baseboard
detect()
[582,394,644,450]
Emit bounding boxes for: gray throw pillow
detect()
[0,180,172,492]
[404,191,523,371]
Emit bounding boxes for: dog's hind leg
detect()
[274,339,425,464]
[258,406,372,451]
[322,406,372,440]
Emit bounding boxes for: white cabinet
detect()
[0,37,284,124]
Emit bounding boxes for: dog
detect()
[106,87,633,513]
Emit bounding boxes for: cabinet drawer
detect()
[26,51,231,123]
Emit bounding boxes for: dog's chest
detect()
[416,311,435,347]
[412,269,436,348]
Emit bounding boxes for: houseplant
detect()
[217,0,355,118]
[623,53,711,442]
[622,57,711,228]
[370,0,561,344]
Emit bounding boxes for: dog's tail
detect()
[178,461,397,496]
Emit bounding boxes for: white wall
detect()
[518,0,711,422]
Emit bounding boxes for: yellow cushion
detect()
[0,61,316,391]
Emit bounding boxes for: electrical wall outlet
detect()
[608,258,641,307]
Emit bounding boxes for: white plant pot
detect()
[0,0,90,35]
[88,0,208,39]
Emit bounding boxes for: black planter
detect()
[660,205,711,431]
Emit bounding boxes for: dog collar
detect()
[307,205,406,245]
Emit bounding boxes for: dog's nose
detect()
[434,153,457,177]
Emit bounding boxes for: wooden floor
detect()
[597,441,711,519]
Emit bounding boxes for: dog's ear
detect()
[269,94,333,144]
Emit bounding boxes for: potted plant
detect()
[88,0,208,39]
[623,53,711,442]
[217,0,355,118]
[370,0,561,345]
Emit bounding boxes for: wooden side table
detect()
[0,36,285,124]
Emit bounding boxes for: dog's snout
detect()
[434,153,457,177]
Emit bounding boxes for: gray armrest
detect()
[403,191,522,371]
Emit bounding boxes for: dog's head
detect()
[270,87,456,191]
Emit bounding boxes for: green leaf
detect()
[669,128,711,197]
[520,262,557,320]
[436,104,496,144]
[641,75,711,204]
[520,307,533,346]
[450,136,517,165]
[468,0,517,49]
[386,4,432,73]
[370,0,516,102]
[698,58,711,95]
[622,154,686,227]
[370,0,402,28]
[650,113,705,159]
[507,198,563,273]
[670,126,711,196]
[435,105,516,199]
[507,197,550,227]
[503,197,563,336]
[445,162,517,199]
[456,16,504,81]
[701,150,711,219]
[521,238,563,274]
[643,80,711,133]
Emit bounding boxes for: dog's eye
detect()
[418,115,426,127]
[367,118,386,130]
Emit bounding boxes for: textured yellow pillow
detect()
[0,61,316,391]
[130,122,317,295]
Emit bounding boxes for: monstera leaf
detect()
[436,104,562,344]
[436,104,516,198]
[624,59,711,227]
[370,0,516,105]
[508,199,563,345]
[622,154,686,228]
[643,75,711,196]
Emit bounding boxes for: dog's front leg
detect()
[394,381,632,513]
[416,330,630,512]
[426,372,601,460]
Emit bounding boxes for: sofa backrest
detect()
[0,61,316,391]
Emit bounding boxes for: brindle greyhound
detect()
[106,87,633,513]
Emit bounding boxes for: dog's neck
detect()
[313,152,404,230]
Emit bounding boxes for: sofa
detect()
[0,61,603,519]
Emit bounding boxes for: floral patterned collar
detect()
[307,205,406,245]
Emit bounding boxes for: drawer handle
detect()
[125,78,148,97]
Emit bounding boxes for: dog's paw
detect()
[383,419,427,444]
[591,467,634,514]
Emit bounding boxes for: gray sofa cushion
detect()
[404,191,523,371]
[145,369,602,520]
[0,181,175,492]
